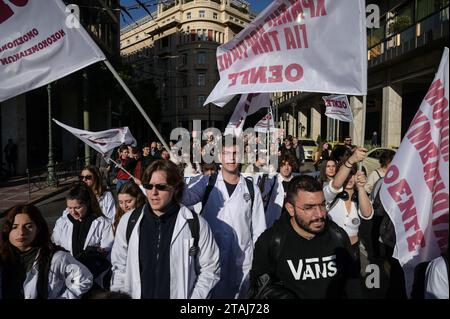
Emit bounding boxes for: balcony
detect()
[368,6,449,68]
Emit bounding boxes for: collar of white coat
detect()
[278,173,293,183]
[134,204,196,245]
[216,170,246,185]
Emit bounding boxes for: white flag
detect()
[205,0,367,106]
[322,95,353,122]
[380,48,449,296]
[224,93,270,136]
[254,111,276,133]
[0,0,106,103]
[53,119,137,160]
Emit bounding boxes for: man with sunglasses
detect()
[249,175,361,299]
[183,135,266,299]
[110,160,220,299]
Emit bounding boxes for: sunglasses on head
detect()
[142,183,172,191]
[79,175,93,181]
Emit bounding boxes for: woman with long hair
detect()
[314,140,330,170]
[0,205,93,299]
[113,181,147,234]
[78,165,116,221]
[319,159,337,187]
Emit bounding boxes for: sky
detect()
[119,0,273,28]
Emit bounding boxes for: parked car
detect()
[299,139,318,161]
[362,147,397,176]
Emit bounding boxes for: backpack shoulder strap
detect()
[245,176,255,212]
[126,206,143,244]
[257,173,268,194]
[199,173,218,215]
[268,222,286,272]
[187,212,200,257]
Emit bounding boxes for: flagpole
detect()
[103,60,171,154]
[359,95,367,171]
[108,158,135,180]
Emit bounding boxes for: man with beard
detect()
[249,175,361,299]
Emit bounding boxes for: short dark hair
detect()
[286,175,323,204]
[379,149,396,167]
[279,154,298,171]
[141,159,185,203]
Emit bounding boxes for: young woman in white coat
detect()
[79,165,116,221]
[113,181,147,235]
[110,160,220,299]
[0,205,93,299]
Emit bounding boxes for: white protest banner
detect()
[254,111,276,133]
[0,0,106,103]
[53,119,137,160]
[380,47,449,295]
[205,0,367,107]
[322,94,353,122]
[225,93,271,136]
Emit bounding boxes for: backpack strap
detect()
[257,173,268,194]
[126,206,144,244]
[199,172,218,215]
[263,177,278,211]
[245,176,255,212]
[187,212,200,257]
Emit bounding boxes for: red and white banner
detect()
[380,47,449,295]
[0,0,105,103]
[205,0,367,107]
[53,119,137,160]
[254,111,276,133]
[225,93,270,136]
[322,94,353,122]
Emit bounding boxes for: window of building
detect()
[213,12,218,19]
[198,74,206,86]
[181,53,188,65]
[199,10,205,18]
[198,95,206,107]
[187,12,192,19]
[182,96,188,109]
[197,52,206,64]
[417,0,449,20]
[162,36,169,48]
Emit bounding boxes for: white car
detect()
[299,139,318,161]
[362,147,397,177]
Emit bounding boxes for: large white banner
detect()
[205,0,367,106]
[322,94,353,122]
[224,93,271,136]
[53,119,137,160]
[0,0,106,103]
[380,48,449,295]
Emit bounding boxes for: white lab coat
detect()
[0,250,93,299]
[182,171,267,298]
[52,214,115,255]
[98,191,116,221]
[110,205,220,299]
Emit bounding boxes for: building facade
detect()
[0,0,121,175]
[272,0,449,148]
[120,0,254,138]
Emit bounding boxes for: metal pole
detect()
[47,84,56,187]
[103,60,171,153]
[83,70,90,166]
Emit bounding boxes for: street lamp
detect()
[47,83,56,187]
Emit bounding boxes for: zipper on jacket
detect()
[155,218,161,262]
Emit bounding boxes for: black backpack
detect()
[370,174,385,217]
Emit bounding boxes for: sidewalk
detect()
[0,176,77,217]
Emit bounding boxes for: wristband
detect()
[344,161,353,169]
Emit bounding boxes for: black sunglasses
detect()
[79,175,93,181]
[142,183,172,191]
